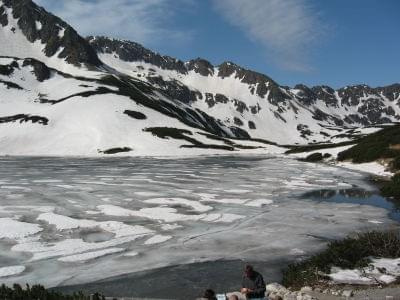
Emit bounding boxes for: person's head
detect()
[244,264,254,278]
[203,289,217,300]
[228,295,239,300]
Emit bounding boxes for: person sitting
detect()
[200,288,217,300]
[241,265,266,300]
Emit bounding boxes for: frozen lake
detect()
[0,155,398,293]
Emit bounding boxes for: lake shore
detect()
[52,259,289,299]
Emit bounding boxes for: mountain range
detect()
[1,0,399,156]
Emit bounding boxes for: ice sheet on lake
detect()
[143,198,213,212]
[144,235,172,245]
[0,266,26,278]
[58,248,125,262]
[0,218,42,240]
[0,155,396,287]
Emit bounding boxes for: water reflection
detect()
[304,188,400,221]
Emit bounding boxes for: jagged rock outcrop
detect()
[87,36,184,72]
[0,0,101,66]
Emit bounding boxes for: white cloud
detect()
[213,0,326,71]
[35,0,193,46]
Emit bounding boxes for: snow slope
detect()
[0,0,399,156]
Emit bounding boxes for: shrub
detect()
[381,174,400,200]
[302,152,323,162]
[282,230,400,289]
[285,141,355,154]
[0,284,105,300]
[101,147,132,154]
[338,125,400,163]
[390,156,400,172]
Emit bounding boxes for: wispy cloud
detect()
[213,0,326,71]
[35,0,194,46]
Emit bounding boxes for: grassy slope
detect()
[337,125,400,166]
[337,125,400,199]
[282,231,400,289]
[283,126,400,288]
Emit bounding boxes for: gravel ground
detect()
[308,285,400,300]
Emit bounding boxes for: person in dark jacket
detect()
[241,265,266,299]
[201,289,217,300]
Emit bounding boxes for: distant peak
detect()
[88,35,187,74]
[186,58,214,76]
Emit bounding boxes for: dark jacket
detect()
[241,271,266,299]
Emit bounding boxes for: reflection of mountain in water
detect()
[304,188,400,220]
[304,188,375,199]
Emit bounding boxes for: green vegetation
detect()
[100,147,132,155]
[336,125,400,200]
[123,110,147,120]
[41,87,113,104]
[381,174,400,200]
[144,127,234,151]
[391,156,400,170]
[300,152,332,162]
[285,141,356,154]
[0,79,23,90]
[197,132,263,150]
[302,152,323,162]
[144,127,193,140]
[0,284,105,300]
[0,64,14,76]
[282,231,400,289]
[337,125,400,165]
[248,138,278,146]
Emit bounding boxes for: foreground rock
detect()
[264,283,318,300]
[261,283,400,300]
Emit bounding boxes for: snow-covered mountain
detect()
[1,0,399,156]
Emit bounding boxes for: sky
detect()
[35,0,399,88]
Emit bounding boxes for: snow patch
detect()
[337,161,393,177]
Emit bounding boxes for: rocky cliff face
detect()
[0,0,101,67]
[89,36,400,143]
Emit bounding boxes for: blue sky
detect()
[36,0,399,88]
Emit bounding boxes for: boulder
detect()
[266,282,289,294]
[342,290,354,298]
[300,286,313,293]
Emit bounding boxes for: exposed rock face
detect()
[186,58,214,76]
[0,0,101,66]
[146,76,201,104]
[218,61,290,103]
[89,36,400,130]
[22,58,50,82]
[87,36,185,73]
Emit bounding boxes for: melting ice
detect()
[0,155,396,287]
